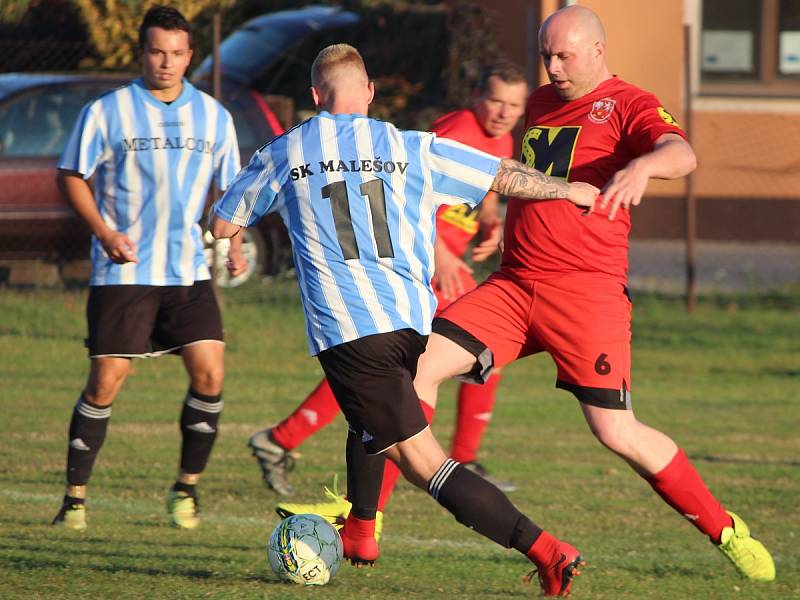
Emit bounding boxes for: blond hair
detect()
[310,44,368,91]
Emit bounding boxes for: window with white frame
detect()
[701,0,800,94]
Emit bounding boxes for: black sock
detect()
[172,481,196,496]
[66,394,112,486]
[345,428,385,520]
[428,459,543,550]
[179,388,223,474]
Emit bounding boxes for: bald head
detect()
[538,5,611,100]
[540,5,606,47]
[310,44,374,114]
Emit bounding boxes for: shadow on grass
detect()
[762,368,800,378]
[689,454,800,467]
[0,546,274,584]
[0,532,255,554]
[3,554,222,580]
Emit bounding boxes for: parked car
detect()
[0,5,358,286]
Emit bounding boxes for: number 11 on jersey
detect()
[321,178,395,261]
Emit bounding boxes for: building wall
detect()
[693,106,800,199]
[451,0,800,240]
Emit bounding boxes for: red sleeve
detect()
[623,92,686,156]
[430,112,464,139]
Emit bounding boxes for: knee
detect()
[85,372,126,406]
[413,364,447,405]
[190,364,224,396]
[413,363,436,390]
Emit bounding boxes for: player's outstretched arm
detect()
[490,158,598,211]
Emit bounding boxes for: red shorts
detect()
[434,270,632,409]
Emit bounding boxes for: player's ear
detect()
[594,40,605,59]
[310,86,323,109]
[366,81,375,106]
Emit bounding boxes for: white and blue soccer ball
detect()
[267,513,344,585]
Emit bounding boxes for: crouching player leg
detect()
[318,329,584,597]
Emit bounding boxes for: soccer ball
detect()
[267,513,344,585]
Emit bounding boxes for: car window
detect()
[220,87,275,157]
[0,81,277,160]
[0,84,109,158]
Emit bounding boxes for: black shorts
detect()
[317,329,429,455]
[86,280,224,358]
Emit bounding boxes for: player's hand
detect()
[600,158,649,220]
[226,235,248,277]
[433,241,472,300]
[98,230,137,264]
[567,182,599,215]
[225,244,247,277]
[471,216,502,262]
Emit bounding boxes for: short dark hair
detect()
[138,5,192,49]
[478,61,526,94]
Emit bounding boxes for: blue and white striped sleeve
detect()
[57,100,105,179]
[212,142,287,227]
[422,133,500,207]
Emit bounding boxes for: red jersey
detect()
[432,109,514,257]
[502,77,686,283]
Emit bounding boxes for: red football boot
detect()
[340,515,380,567]
[524,541,585,597]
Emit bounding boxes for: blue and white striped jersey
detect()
[59,78,240,286]
[213,111,500,355]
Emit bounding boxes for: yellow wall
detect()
[693,111,800,198]
[458,0,800,202]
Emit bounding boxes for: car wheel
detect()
[204,227,265,288]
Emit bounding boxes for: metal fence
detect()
[1,5,798,295]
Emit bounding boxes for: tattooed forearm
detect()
[491,158,570,200]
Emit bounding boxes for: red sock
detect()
[377,400,435,512]
[525,530,559,567]
[450,374,501,463]
[270,379,341,451]
[647,448,732,543]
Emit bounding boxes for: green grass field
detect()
[1,282,798,599]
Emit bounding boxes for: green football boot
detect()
[276,478,383,542]
[717,511,775,582]
[52,501,87,531]
[166,490,200,530]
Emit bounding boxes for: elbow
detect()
[208,216,238,240]
[675,138,698,176]
[209,220,225,240]
[684,149,698,175]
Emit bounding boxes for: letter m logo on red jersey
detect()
[520,126,581,179]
